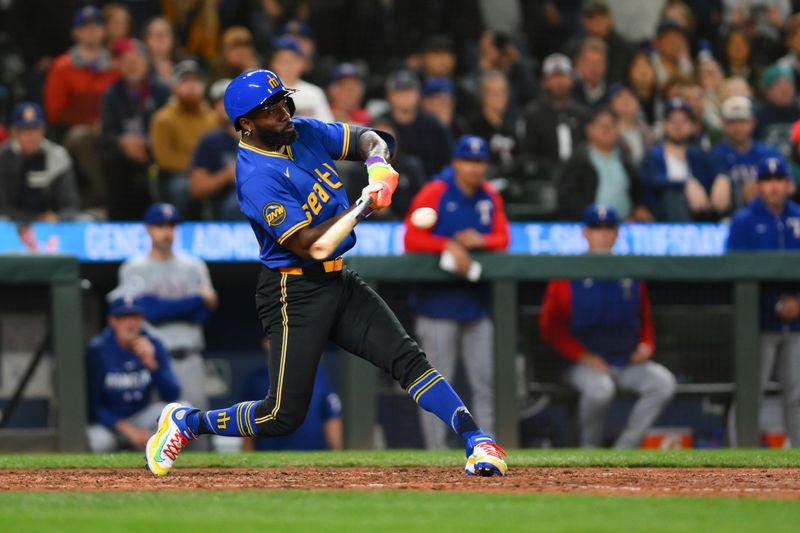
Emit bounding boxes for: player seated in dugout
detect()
[540,205,677,448]
[85,297,182,453]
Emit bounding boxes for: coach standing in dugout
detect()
[540,205,676,448]
[404,135,510,449]
[727,156,800,447]
[114,203,217,432]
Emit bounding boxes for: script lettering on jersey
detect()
[302,164,342,222]
[313,164,344,189]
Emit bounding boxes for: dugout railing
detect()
[0,255,84,451]
[347,253,800,449]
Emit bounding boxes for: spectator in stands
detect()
[540,204,676,448]
[86,296,181,452]
[210,26,260,83]
[727,155,800,448]
[608,83,654,165]
[563,0,633,84]
[0,103,80,222]
[722,0,788,63]
[680,79,723,150]
[326,63,370,126]
[103,3,133,51]
[161,0,219,62]
[44,6,120,213]
[755,64,800,160]
[697,56,725,132]
[650,19,694,89]
[463,31,538,113]
[712,96,782,209]
[421,77,469,137]
[639,98,731,221]
[149,59,216,217]
[269,36,333,122]
[376,70,452,178]
[114,203,217,436]
[276,19,319,82]
[101,39,170,221]
[721,29,758,89]
[779,15,800,87]
[719,75,755,102]
[464,71,517,175]
[142,17,176,85]
[558,107,652,222]
[189,79,241,220]
[242,339,342,451]
[418,34,458,81]
[572,37,609,109]
[625,48,658,124]
[404,135,510,449]
[518,53,589,182]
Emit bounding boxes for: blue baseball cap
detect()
[663,97,694,120]
[109,296,144,317]
[422,77,454,97]
[273,36,304,57]
[73,5,103,27]
[12,102,45,129]
[277,19,313,38]
[583,204,619,227]
[144,203,180,225]
[453,135,489,161]
[757,156,789,180]
[329,62,362,84]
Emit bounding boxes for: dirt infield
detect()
[2,467,799,498]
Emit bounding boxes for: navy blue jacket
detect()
[86,327,181,429]
[726,197,800,331]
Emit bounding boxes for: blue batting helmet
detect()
[223,69,296,131]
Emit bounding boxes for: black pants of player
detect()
[252,265,432,436]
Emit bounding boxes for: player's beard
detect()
[254,122,298,148]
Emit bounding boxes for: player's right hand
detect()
[361,182,392,209]
[579,353,609,374]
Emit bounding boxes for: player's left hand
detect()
[365,157,398,209]
[454,229,485,249]
[630,343,654,364]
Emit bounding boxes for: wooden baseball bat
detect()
[309,197,373,260]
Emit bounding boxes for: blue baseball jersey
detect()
[235,118,358,268]
[404,165,510,321]
[726,197,800,332]
[711,141,780,207]
[86,327,181,430]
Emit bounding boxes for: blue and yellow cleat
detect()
[465,435,508,477]
[145,402,196,477]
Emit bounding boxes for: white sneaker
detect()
[145,403,196,477]
[465,437,508,477]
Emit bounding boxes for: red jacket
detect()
[44,51,119,127]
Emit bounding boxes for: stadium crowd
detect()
[2,0,800,223]
[2,0,800,450]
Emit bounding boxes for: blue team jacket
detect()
[404,165,510,321]
[86,327,181,429]
[726,197,800,331]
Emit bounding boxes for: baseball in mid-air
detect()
[410,207,438,229]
